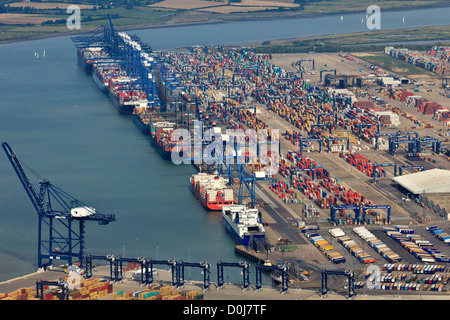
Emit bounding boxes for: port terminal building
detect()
[393,168,450,220]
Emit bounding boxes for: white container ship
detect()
[222,204,266,246]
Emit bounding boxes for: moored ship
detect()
[132,105,165,135]
[222,204,266,246]
[150,121,178,160]
[93,64,125,93]
[109,76,148,115]
[77,46,109,73]
[191,173,233,211]
[132,106,153,135]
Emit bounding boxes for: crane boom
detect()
[2,142,42,213]
[2,141,116,269]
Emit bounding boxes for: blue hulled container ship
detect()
[222,205,266,247]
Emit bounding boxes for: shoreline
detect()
[1,2,449,46]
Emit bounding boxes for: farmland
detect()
[0,0,449,42]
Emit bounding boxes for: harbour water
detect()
[0,5,449,283]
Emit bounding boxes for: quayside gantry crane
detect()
[255,263,289,294]
[321,269,356,299]
[2,142,116,271]
[36,280,69,300]
[217,260,250,291]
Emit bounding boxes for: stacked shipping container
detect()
[385,46,450,75]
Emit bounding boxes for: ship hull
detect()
[93,71,109,93]
[77,51,93,73]
[109,91,135,115]
[222,214,265,246]
[132,114,151,135]
[192,183,232,211]
[150,135,172,160]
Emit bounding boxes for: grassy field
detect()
[253,25,450,54]
[7,2,95,9]
[0,7,174,41]
[356,52,437,77]
[0,0,449,42]
[149,0,299,13]
[293,0,447,14]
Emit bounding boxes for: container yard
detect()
[2,16,450,302]
[385,46,450,75]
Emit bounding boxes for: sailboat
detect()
[43,49,46,58]
[340,15,344,21]
[402,17,405,24]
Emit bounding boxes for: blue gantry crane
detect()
[147,259,179,287]
[255,263,289,294]
[375,132,397,150]
[320,69,336,82]
[416,136,442,154]
[387,131,419,155]
[398,165,424,176]
[373,162,398,178]
[217,260,250,291]
[178,260,211,290]
[36,280,69,300]
[330,204,362,224]
[299,138,323,153]
[321,269,356,299]
[237,158,277,207]
[84,254,119,282]
[237,162,257,207]
[389,137,417,155]
[330,203,391,224]
[296,58,315,78]
[2,142,116,271]
[326,137,349,152]
[362,205,391,224]
[116,256,152,284]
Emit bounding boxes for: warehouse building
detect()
[392,169,450,219]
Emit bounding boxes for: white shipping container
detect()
[71,206,95,217]
[329,228,345,238]
[254,171,266,179]
[207,191,216,201]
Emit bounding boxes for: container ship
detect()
[132,106,153,135]
[109,77,148,115]
[150,121,179,160]
[93,64,125,93]
[77,46,109,74]
[132,105,166,135]
[222,205,266,246]
[190,173,233,211]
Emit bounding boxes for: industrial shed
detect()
[392,169,450,219]
[393,168,450,194]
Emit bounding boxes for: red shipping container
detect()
[17,293,28,300]
[43,292,53,300]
